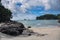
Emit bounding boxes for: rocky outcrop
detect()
[58,20,60,23]
[0,21,25,36]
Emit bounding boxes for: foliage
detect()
[57,14,60,19]
[36,14,60,20]
[0,0,12,22]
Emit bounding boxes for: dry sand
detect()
[0,27,60,40]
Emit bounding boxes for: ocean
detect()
[17,20,60,28]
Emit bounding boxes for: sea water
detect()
[17,20,60,27]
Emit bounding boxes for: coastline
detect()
[0,26,60,40]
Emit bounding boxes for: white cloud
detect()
[11,13,36,20]
[1,0,60,20]
[49,0,60,10]
[1,0,51,12]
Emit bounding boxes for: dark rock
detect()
[28,26,31,28]
[0,21,25,36]
[58,20,60,23]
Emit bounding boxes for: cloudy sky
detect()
[1,0,60,20]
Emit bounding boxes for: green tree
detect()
[36,14,57,20]
[0,0,12,22]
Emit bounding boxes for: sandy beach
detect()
[0,27,60,40]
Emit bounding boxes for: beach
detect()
[0,27,60,40]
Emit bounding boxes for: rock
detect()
[28,26,31,28]
[58,20,60,23]
[22,28,34,36]
[0,21,25,36]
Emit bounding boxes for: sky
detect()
[1,0,60,20]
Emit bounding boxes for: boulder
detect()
[28,26,31,28]
[58,20,60,23]
[0,21,25,36]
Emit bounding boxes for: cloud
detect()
[49,0,60,10]
[1,0,60,12]
[1,0,50,12]
[1,0,60,20]
[11,13,36,20]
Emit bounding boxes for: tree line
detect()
[0,0,12,22]
[36,14,60,20]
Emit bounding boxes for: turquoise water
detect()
[17,20,60,27]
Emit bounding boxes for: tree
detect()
[0,0,12,22]
[36,14,57,20]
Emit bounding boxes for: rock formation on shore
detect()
[0,21,25,36]
[58,20,60,23]
[0,0,33,36]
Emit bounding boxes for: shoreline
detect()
[0,27,60,40]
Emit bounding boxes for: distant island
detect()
[36,14,60,20]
